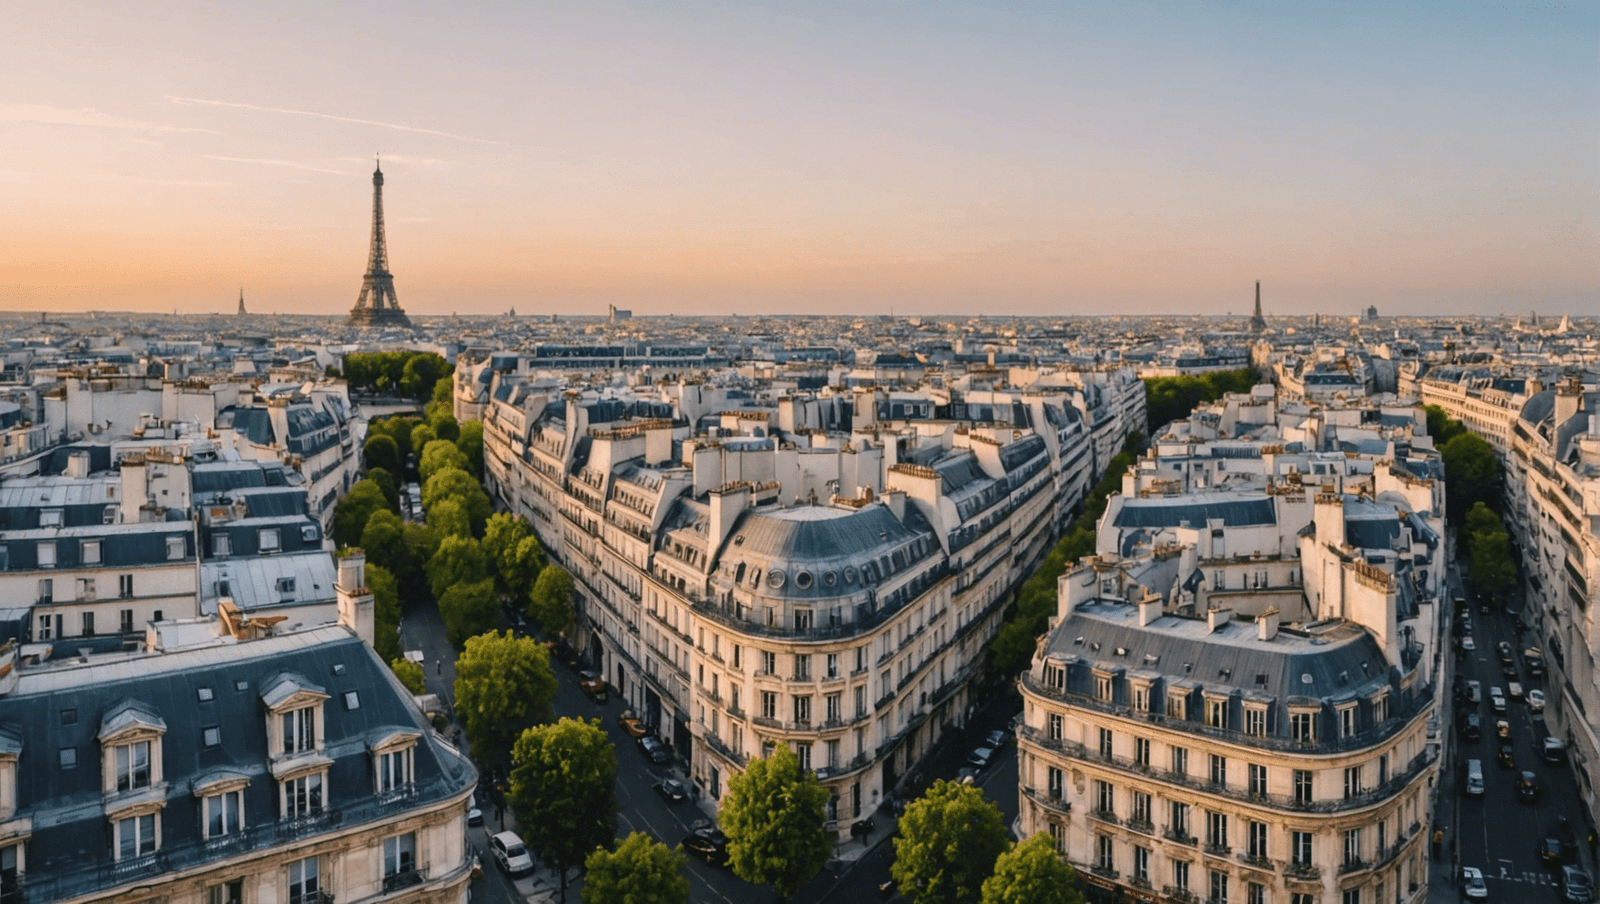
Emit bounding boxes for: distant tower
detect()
[1249,281,1266,333]
[237,288,247,316]
[348,159,412,328]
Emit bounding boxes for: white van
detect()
[1464,759,1485,797]
[1508,682,1524,700]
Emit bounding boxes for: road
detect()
[1449,562,1591,902]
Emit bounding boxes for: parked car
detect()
[966,745,996,770]
[1545,737,1568,765]
[1529,689,1547,713]
[1517,771,1542,803]
[983,728,1012,749]
[681,831,729,867]
[1527,647,1546,677]
[1460,635,1477,652]
[1460,866,1489,900]
[1466,680,1483,704]
[1496,719,1512,739]
[579,670,609,703]
[468,794,483,826]
[1460,712,1482,742]
[638,734,671,764]
[618,710,651,738]
[1542,837,1569,868]
[1509,681,1525,700]
[1564,865,1595,902]
[491,830,536,876]
[1497,743,1517,769]
[654,778,690,804]
[1490,688,1507,713]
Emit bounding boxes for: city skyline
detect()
[3,1,1594,318]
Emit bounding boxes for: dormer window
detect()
[283,707,315,755]
[167,536,185,560]
[212,534,231,557]
[115,741,151,792]
[99,701,168,861]
[259,528,280,553]
[81,541,102,565]
[40,509,62,528]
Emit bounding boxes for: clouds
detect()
[168,96,500,144]
[0,103,219,134]
[201,155,347,175]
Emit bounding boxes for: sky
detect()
[2,2,1594,318]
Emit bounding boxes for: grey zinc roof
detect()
[1112,495,1277,529]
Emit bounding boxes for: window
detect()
[207,879,242,904]
[1343,765,1362,799]
[203,726,222,747]
[1209,753,1227,786]
[1206,811,1228,850]
[1095,674,1113,701]
[259,528,280,552]
[1377,753,1388,785]
[36,542,55,568]
[116,812,157,860]
[1047,713,1063,741]
[1343,828,1361,865]
[794,654,811,680]
[1096,834,1114,870]
[213,534,231,557]
[283,707,315,754]
[1133,684,1150,713]
[377,747,414,792]
[1248,882,1266,904]
[167,536,185,560]
[1167,689,1186,719]
[343,690,360,711]
[1207,698,1226,728]
[795,743,811,771]
[1245,706,1266,736]
[76,577,96,601]
[277,577,297,597]
[1292,831,1312,865]
[1172,746,1188,776]
[1049,822,1067,853]
[1170,801,1189,838]
[1247,820,1268,858]
[1095,780,1114,814]
[1047,766,1064,798]
[825,739,839,769]
[40,508,62,527]
[1135,737,1150,767]
[115,741,151,792]
[1339,704,1358,738]
[1172,859,1189,892]
[120,608,134,633]
[1248,763,1267,796]
[1131,790,1152,826]
[1342,890,1361,904]
[826,693,841,724]
[119,574,134,598]
[59,747,76,768]
[761,692,777,720]
[1099,727,1113,758]
[732,644,742,669]
[288,856,319,904]
[1374,694,1390,723]
[283,772,323,818]
[81,612,95,636]
[1293,769,1313,804]
[793,695,812,726]
[826,653,839,678]
[761,650,776,674]
[37,579,52,604]
[205,789,244,838]
[1210,870,1229,904]
[855,686,866,717]
[382,832,416,876]
[1290,710,1315,744]
[81,540,102,565]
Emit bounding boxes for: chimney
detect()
[1138,591,1163,627]
[882,487,906,522]
[707,484,751,552]
[336,551,375,647]
[65,451,90,479]
[1554,378,1582,449]
[1208,607,1233,632]
[1257,606,1280,641]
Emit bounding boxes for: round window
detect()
[767,570,786,589]
[823,571,837,586]
[843,566,857,583]
[795,571,814,589]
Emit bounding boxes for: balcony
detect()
[1089,865,1119,880]
[1237,852,1275,872]
[1163,828,1197,846]
[1089,809,1119,826]
[1203,842,1231,858]
[1338,858,1370,876]
[382,869,423,893]
[1022,786,1071,816]
[277,808,341,840]
[1125,817,1154,835]
[1285,863,1322,882]
[376,783,419,807]
[1162,887,1197,904]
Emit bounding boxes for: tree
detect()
[333,480,388,548]
[483,513,532,573]
[1440,431,1500,523]
[583,833,689,904]
[457,419,484,478]
[528,565,576,633]
[892,780,1010,904]
[422,466,492,531]
[433,373,455,405]
[410,423,438,455]
[439,578,500,649]
[1470,525,1517,602]
[1465,501,1500,538]
[398,351,451,401]
[360,508,407,573]
[427,497,473,539]
[398,522,441,605]
[511,718,620,904]
[419,440,470,484]
[980,834,1082,904]
[367,466,400,513]
[363,433,400,474]
[426,535,488,599]
[484,513,547,596]
[390,657,426,695]
[719,744,831,900]
[367,562,402,661]
[506,535,549,600]
[454,631,557,776]
[1424,405,1466,446]
[429,409,461,443]
[375,415,421,466]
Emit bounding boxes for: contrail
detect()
[168,96,501,144]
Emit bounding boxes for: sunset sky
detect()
[3,2,1593,318]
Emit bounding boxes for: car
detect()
[1460,866,1489,900]
[1498,640,1515,663]
[1527,647,1546,677]
[468,794,483,826]
[490,830,536,876]
[956,766,978,784]
[654,778,690,804]
[1543,837,1569,868]
[579,670,609,703]
[878,878,898,898]
[966,746,996,770]
[1497,743,1517,768]
[983,728,1012,749]
[1460,636,1477,652]
[1460,712,1482,742]
[1497,719,1512,739]
[638,734,671,765]
[681,831,729,866]
[1545,737,1568,765]
[1518,771,1542,803]
[1490,688,1507,713]
[1564,865,1596,902]
[1467,680,1483,704]
[1529,689,1547,712]
[618,710,651,738]
[1509,681,1524,699]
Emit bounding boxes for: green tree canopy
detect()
[333,479,388,548]
[363,433,400,474]
[484,514,546,597]
[429,410,461,443]
[410,423,438,455]
[483,512,532,571]
[511,718,620,904]
[1470,525,1517,601]
[434,374,455,404]
[979,833,1082,904]
[426,497,473,539]
[360,508,407,573]
[1143,369,1258,436]
[1424,405,1467,446]
[1440,431,1500,523]
[425,535,488,600]
[366,466,400,513]
[397,522,440,605]
[892,780,1011,904]
[1465,501,1500,538]
[528,565,576,633]
[719,744,831,900]
[506,536,550,601]
[439,578,500,649]
[390,657,426,695]
[457,419,484,478]
[419,440,470,484]
[398,352,451,401]
[367,562,402,661]
[375,416,421,465]
[422,466,492,533]
[454,631,557,776]
[584,833,689,904]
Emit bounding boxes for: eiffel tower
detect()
[1249,280,1266,333]
[348,159,412,328]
